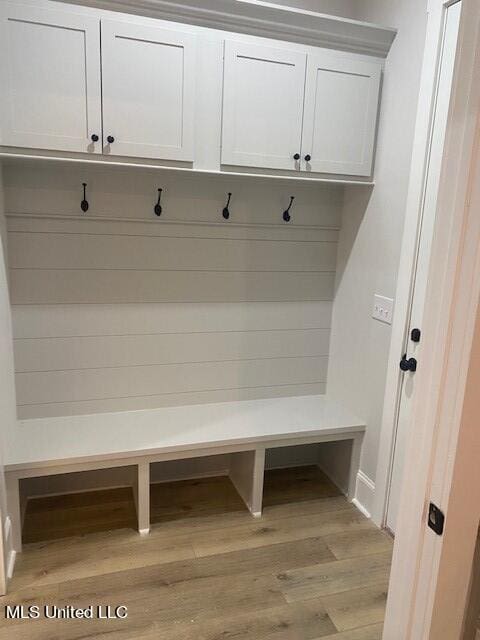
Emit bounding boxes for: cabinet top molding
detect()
[57,0,397,57]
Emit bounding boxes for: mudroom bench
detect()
[5,395,365,553]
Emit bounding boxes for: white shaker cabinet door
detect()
[301,53,382,176]
[101,20,196,161]
[221,41,306,171]
[0,4,102,153]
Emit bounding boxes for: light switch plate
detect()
[372,294,394,324]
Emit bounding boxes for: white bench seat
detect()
[5,395,365,553]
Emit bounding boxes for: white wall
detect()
[325,0,429,515]
[263,0,360,18]
[4,162,342,419]
[0,164,18,589]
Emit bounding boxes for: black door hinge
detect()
[428,502,445,535]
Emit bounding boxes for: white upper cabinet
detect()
[101,21,196,161]
[0,1,385,177]
[0,4,102,153]
[221,41,307,171]
[221,41,382,177]
[301,53,381,176]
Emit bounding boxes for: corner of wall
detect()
[316,440,376,520]
[0,161,19,589]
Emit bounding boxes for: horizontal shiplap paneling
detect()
[5,163,341,418]
[8,231,338,271]
[16,356,328,405]
[17,383,326,419]
[10,269,335,304]
[10,270,335,304]
[11,302,333,339]
[14,328,330,372]
[7,215,339,242]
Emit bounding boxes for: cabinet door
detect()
[301,53,381,176]
[221,41,306,170]
[0,4,102,153]
[101,20,196,161]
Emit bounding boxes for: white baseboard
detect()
[3,515,15,585]
[354,470,375,519]
[7,550,16,580]
[351,498,371,519]
[4,516,11,545]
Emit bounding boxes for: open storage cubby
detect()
[263,444,345,508]
[20,466,138,543]
[149,454,251,526]
[149,450,266,525]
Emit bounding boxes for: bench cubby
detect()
[21,481,138,543]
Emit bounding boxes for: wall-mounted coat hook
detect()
[283,196,295,222]
[222,192,232,220]
[80,183,89,213]
[154,188,163,216]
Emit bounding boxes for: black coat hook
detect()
[154,188,163,216]
[222,192,232,220]
[283,196,295,222]
[80,183,89,213]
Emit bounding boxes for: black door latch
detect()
[428,502,445,535]
[400,354,417,372]
[411,327,421,342]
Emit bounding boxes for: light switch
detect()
[372,294,394,324]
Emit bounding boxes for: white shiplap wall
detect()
[4,162,342,419]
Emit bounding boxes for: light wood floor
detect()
[0,466,393,640]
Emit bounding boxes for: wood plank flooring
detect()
[0,466,392,639]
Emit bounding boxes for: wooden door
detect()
[301,52,381,176]
[221,41,306,171]
[386,0,461,534]
[0,4,102,153]
[101,20,196,161]
[382,0,480,637]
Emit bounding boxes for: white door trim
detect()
[382,0,480,636]
[372,0,463,528]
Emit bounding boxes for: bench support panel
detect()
[133,461,150,535]
[6,475,22,554]
[229,449,265,518]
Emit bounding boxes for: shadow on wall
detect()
[334,185,374,293]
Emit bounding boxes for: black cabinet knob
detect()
[90,134,99,142]
[304,154,311,162]
[293,153,300,160]
[400,354,417,372]
[107,135,115,144]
